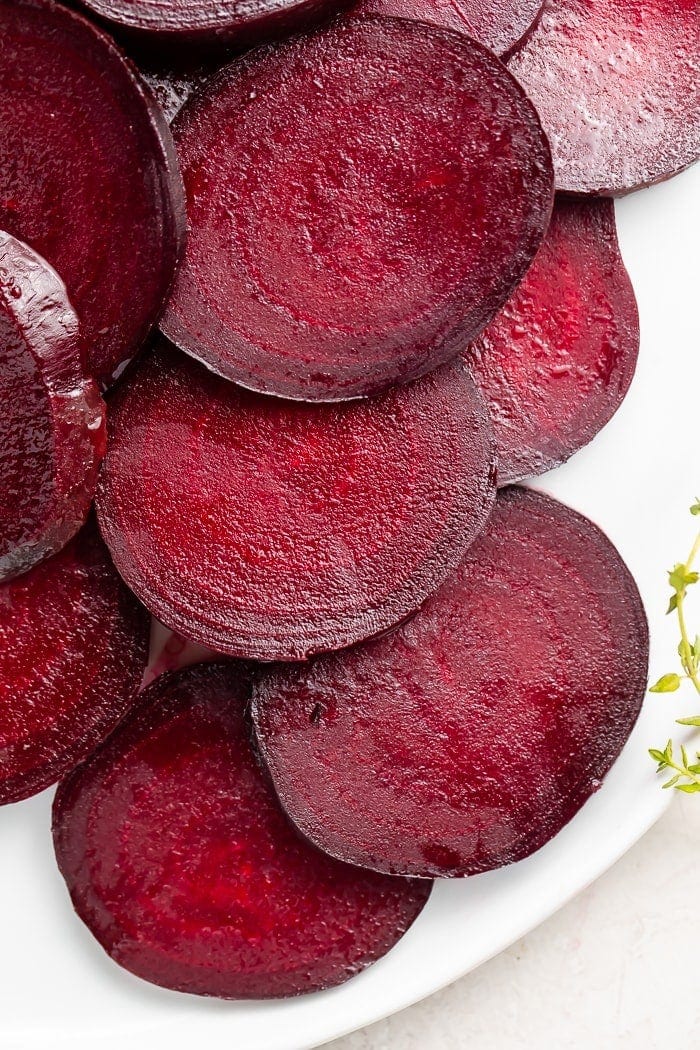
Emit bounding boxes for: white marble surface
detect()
[327,793,699,1050]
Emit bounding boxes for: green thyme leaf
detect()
[677,715,700,726]
[650,673,682,693]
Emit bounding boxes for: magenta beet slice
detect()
[0,0,185,387]
[348,0,543,55]
[0,517,150,805]
[465,198,639,484]
[253,487,649,878]
[508,0,700,195]
[53,663,431,999]
[0,232,106,582]
[161,17,553,402]
[96,342,496,660]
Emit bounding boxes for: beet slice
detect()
[507,0,700,195]
[0,232,106,582]
[0,0,185,387]
[252,487,649,878]
[465,198,639,484]
[0,517,150,805]
[53,663,431,999]
[161,17,553,402]
[348,0,543,55]
[74,0,344,50]
[96,342,496,661]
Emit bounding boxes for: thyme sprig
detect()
[649,499,700,792]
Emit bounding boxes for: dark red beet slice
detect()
[253,487,649,878]
[74,0,344,50]
[0,517,150,805]
[0,232,106,582]
[53,663,431,999]
[465,198,639,484]
[161,18,553,402]
[96,342,496,661]
[348,0,543,55]
[508,0,700,195]
[0,0,185,387]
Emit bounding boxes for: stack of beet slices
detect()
[1,0,690,1005]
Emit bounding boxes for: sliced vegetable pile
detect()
[1,0,693,1002]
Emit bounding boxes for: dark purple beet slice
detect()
[508,0,700,195]
[74,0,345,50]
[253,486,649,878]
[348,0,544,55]
[161,17,553,402]
[0,0,185,387]
[0,517,150,805]
[96,342,496,661]
[53,663,431,999]
[465,198,639,484]
[0,232,106,582]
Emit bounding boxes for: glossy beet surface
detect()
[75,0,344,48]
[0,0,185,387]
[0,517,150,805]
[96,344,496,661]
[161,18,553,401]
[466,198,639,484]
[253,487,649,877]
[349,0,543,55]
[53,663,432,999]
[508,0,700,195]
[0,232,106,581]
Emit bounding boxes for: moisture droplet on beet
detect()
[0,232,106,582]
[348,0,543,56]
[252,486,649,878]
[508,0,700,196]
[0,517,150,805]
[96,342,496,661]
[53,662,431,999]
[161,17,553,402]
[142,65,212,124]
[465,197,639,484]
[0,0,185,387]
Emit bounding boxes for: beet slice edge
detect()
[96,342,496,661]
[252,486,649,878]
[0,231,106,581]
[0,516,150,805]
[74,0,345,50]
[465,197,640,484]
[508,0,700,195]
[161,17,553,401]
[52,662,431,999]
[0,0,185,387]
[347,0,544,56]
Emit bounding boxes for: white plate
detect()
[2,163,699,1050]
